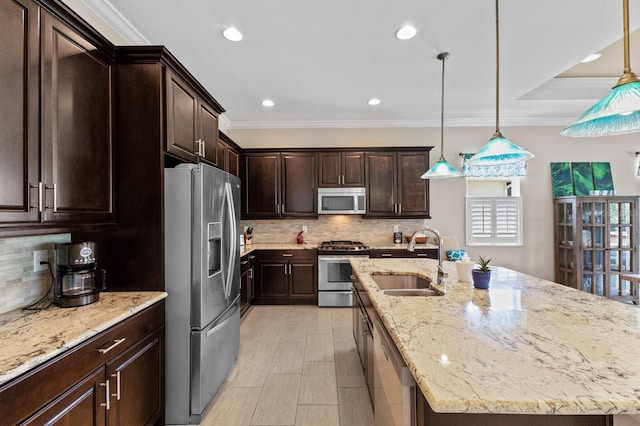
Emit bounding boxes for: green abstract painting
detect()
[592,162,614,191]
[550,162,573,197]
[571,162,595,196]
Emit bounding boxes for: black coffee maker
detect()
[54,242,106,307]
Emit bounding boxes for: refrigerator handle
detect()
[224,181,237,300]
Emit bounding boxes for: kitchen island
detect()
[351,258,640,424]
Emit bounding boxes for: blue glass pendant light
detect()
[469,0,534,166]
[421,52,463,179]
[562,0,640,137]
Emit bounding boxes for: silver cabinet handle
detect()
[201,139,206,157]
[276,204,280,215]
[381,253,393,257]
[416,254,428,257]
[111,371,121,400]
[281,203,285,214]
[289,264,292,274]
[45,184,57,212]
[248,268,253,279]
[282,254,293,257]
[100,380,111,410]
[284,264,288,275]
[30,182,44,212]
[398,203,401,214]
[97,338,126,354]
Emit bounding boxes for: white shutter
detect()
[466,197,523,246]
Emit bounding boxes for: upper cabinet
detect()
[217,131,241,177]
[166,69,220,164]
[0,0,115,233]
[243,151,317,219]
[318,151,365,187]
[365,149,431,218]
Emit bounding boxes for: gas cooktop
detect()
[317,240,369,252]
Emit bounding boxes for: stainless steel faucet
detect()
[407,226,448,285]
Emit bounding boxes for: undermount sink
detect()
[370,273,443,296]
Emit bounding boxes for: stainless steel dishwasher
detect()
[373,313,417,426]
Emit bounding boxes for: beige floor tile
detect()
[337,387,374,426]
[245,324,283,352]
[295,405,340,426]
[200,387,260,426]
[304,332,335,362]
[226,349,275,388]
[335,347,366,388]
[298,361,338,405]
[270,340,306,373]
[251,373,301,425]
[333,327,356,352]
[331,308,352,328]
[307,309,334,333]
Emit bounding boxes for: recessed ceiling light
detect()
[367,98,381,106]
[222,27,243,42]
[262,99,274,107]
[580,53,601,63]
[395,25,417,40]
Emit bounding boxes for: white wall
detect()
[231,126,640,281]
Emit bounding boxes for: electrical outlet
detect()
[302,225,308,232]
[33,249,48,272]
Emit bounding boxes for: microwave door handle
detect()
[224,182,237,300]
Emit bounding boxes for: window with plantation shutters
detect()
[466,197,523,246]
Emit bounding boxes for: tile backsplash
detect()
[0,234,71,314]
[242,215,429,246]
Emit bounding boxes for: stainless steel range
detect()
[317,241,369,307]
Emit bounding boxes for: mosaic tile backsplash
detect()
[0,234,70,314]
[242,215,429,246]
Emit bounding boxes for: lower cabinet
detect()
[240,253,255,316]
[352,274,374,404]
[0,301,164,426]
[253,249,317,304]
[369,248,438,259]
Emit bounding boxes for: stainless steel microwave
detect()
[317,187,366,214]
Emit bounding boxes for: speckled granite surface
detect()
[239,242,435,256]
[350,257,640,415]
[0,291,167,385]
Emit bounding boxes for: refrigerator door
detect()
[224,174,241,303]
[190,301,240,422]
[191,164,233,329]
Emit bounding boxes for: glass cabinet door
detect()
[555,200,575,287]
[607,200,635,299]
[580,200,607,296]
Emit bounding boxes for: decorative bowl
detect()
[405,235,428,244]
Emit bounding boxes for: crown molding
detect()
[81,0,150,45]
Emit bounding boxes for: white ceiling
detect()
[78,0,640,129]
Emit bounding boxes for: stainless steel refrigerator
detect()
[164,163,241,425]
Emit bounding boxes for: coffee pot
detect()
[54,242,106,307]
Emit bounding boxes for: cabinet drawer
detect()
[368,249,403,258]
[257,249,318,261]
[0,301,164,425]
[403,249,438,259]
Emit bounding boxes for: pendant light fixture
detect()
[469,0,534,166]
[562,0,640,137]
[421,52,463,179]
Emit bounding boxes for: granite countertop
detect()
[240,242,436,256]
[350,257,640,415]
[0,291,167,386]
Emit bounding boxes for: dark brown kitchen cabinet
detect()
[318,151,365,187]
[166,69,219,164]
[352,274,374,404]
[365,149,431,218]
[0,0,115,232]
[253,249,317,304]
[0,301,164,426]
[243,151,317,218]
[240,253,255,316]
[368,248,437,259]
[217,131,241,177]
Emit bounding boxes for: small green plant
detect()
[477,256,492,272]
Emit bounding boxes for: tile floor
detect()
[201,305,374,426]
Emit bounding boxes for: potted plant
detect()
[472,256,492,289]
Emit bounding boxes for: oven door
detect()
[318,256,357,291]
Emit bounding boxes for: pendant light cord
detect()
[623,0,630,74]
[495,0,500,136]
[439,52,447,161]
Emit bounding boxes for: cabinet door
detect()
[244,153,280,218]
[41,11,114,223]
[365,152,396,216]
[106,332,163,426]
[227,147,240,177]
[342,152,365,187]
[166,70,198,162]
[215,138,228,170]
[22,367,106,426]
[255,261,288,302]
[318,152,341,187]
[240,256,250,315]
[397,151,430,217]
[281,153,316,216]
[199,101,218,164]
[0,0,40,225]
[289,260,317,303]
